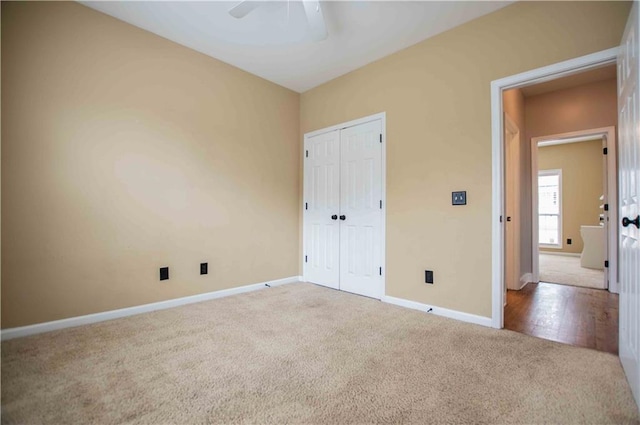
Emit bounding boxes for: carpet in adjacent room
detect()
[539,252,605,289]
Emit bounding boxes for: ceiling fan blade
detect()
[228,1,260,19]
[302,0,328,41]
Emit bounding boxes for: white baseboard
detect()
[519,273,533,289]
[540,251,581,257]
[1,276,301,341]
[382,295,492,328]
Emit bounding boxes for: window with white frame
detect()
[539,169,562,247]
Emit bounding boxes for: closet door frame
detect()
[302,112,387,299]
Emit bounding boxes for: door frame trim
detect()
[531,127,618,293]
[490,47,619,329]
[302,112,387,299]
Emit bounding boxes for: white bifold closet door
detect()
[339,120,383,298]
[304,129,340,289]
[304,119,383,299]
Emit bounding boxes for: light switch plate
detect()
[452,191,467,205]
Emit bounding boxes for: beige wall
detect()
[504,89,526,141]
[1,1,631,327]
[300,1,629,317]
[525,79,618,141]
[1,2,300,328]
[538,140,603,254]
[522,78,618,268]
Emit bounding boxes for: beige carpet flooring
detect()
[539,253,606,289]
[2,283,638,424]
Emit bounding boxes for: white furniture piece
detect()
[580,225,605,269]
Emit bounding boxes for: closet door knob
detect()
[331,215,338,220]
[622,215,640,228]
[339,215,346,221]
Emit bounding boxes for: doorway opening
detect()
[532,127,618,293]
[504,67,618,353]
[491,50,620,354]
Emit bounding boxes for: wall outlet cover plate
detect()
[425,270,434,284]
[160,267,169,281]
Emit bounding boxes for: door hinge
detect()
[305,202,308,210]
[305,255,308,263]
[603,147,608,155]
[604,203,609,211]
[305,150,309,158]
[379,267,382,276]
[379,134,382,143]
[604,260,609,268]
[500,215,503,223]
[380,200,383,209]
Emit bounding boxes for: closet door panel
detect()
[304,130,340,288]
[339,120,383,298]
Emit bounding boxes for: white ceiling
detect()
[80,1,511,93]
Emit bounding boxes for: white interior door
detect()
[304,130,340,289]
[339,120,383,299]
[602,136,611,290]
[618,0,640,408]
[600,136,617,289]
[504,114,521,294]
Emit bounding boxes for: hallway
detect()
[504,282,618,354]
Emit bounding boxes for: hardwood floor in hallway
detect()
[504,282,618,354]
